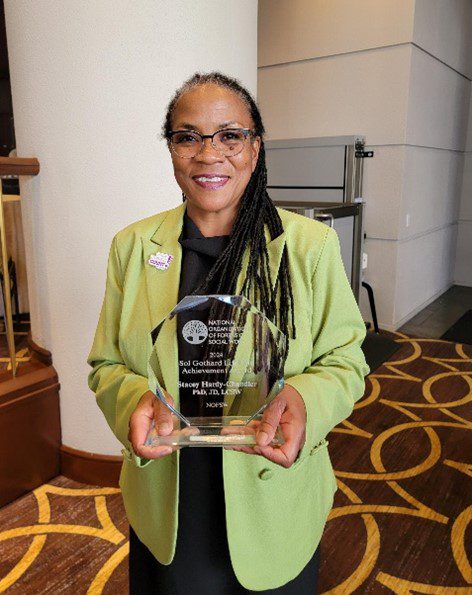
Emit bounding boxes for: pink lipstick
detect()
[192,175,230,190]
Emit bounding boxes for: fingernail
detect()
[160,423,171,434]
[257,431,268,445]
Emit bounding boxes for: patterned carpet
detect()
[0,330,471,593]
[0,479,127,594]
[319,330,472,593]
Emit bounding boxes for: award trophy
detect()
[145,295,286,447]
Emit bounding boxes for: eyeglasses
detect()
[167,128,254,159]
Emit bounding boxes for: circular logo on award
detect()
[182,320,208,344]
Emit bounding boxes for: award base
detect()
[144,415,285,447]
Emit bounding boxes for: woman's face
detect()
[168,84,261,224]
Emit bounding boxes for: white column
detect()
[4,0,257,455]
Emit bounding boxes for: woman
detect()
[87,72,370,593]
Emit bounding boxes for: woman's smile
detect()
[192,173,230,190]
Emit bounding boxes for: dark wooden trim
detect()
[0,365,58,404]
[27,331,52,366]
[60,445,122,488]
[0,156,40,176]
[25,333,122,488]
[0,365,61,507]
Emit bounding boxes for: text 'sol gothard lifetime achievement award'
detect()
[145,295,286,447]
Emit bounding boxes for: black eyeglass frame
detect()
[167,127,256,158]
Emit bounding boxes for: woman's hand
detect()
[226,385,307,468]
[128,390,179,459]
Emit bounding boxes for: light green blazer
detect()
[87,202,369,591]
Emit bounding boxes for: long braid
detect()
[163,72,297,362]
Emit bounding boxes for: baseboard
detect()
[25,333,123,489]
[60,445,122,488]
[453,279,472,288]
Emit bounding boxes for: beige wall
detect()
[5,0,258,456]
[259,0,415,66]
[258,0,472,330]
[413,0,472,79]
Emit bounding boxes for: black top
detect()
[161,211,242,593]
[176,212,230,417]
[129,210,320,594]
[177,210,230,299]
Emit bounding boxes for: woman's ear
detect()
[251,136,261,172]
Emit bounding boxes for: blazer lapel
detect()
[142,203,186,402]
[266,230,287,292]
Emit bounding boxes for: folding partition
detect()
[265,135,372,302]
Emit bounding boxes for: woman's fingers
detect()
[255,418,300,467]
[155,391,175,436]
[226,387,307,466]
[255,444,291,467]
[128,390,179,459]
[133,444,174,459]
[256,397,285,446]
[128,391,154,452]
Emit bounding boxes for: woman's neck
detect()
[185,203,236,237]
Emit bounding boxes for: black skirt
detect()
[129,447,320,594]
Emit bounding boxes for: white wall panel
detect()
[455,150,472,286]
[406,46,471,151]
[259,0,415,67]
[459,152,472,220]
[362,146,405,240]
[359,238,397,330]
[466,92,472,152]
[396,225,458,323]
[400,146,464,240]
[258,1,471,330]
[454,221,472,286]
[413,0,472,79]
[258,45,411,146]
[454,78,471,286]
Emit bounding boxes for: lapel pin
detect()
[148,252,173,271]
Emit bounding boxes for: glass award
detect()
[144,295,286,447]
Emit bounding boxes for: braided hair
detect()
[162,72,296,347]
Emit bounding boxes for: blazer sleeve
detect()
[86,234,151,468]
[285,226,370,459]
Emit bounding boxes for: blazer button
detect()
[258,468,273,480]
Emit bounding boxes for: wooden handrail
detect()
[0,157,40,176]
[0,155,40,376]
